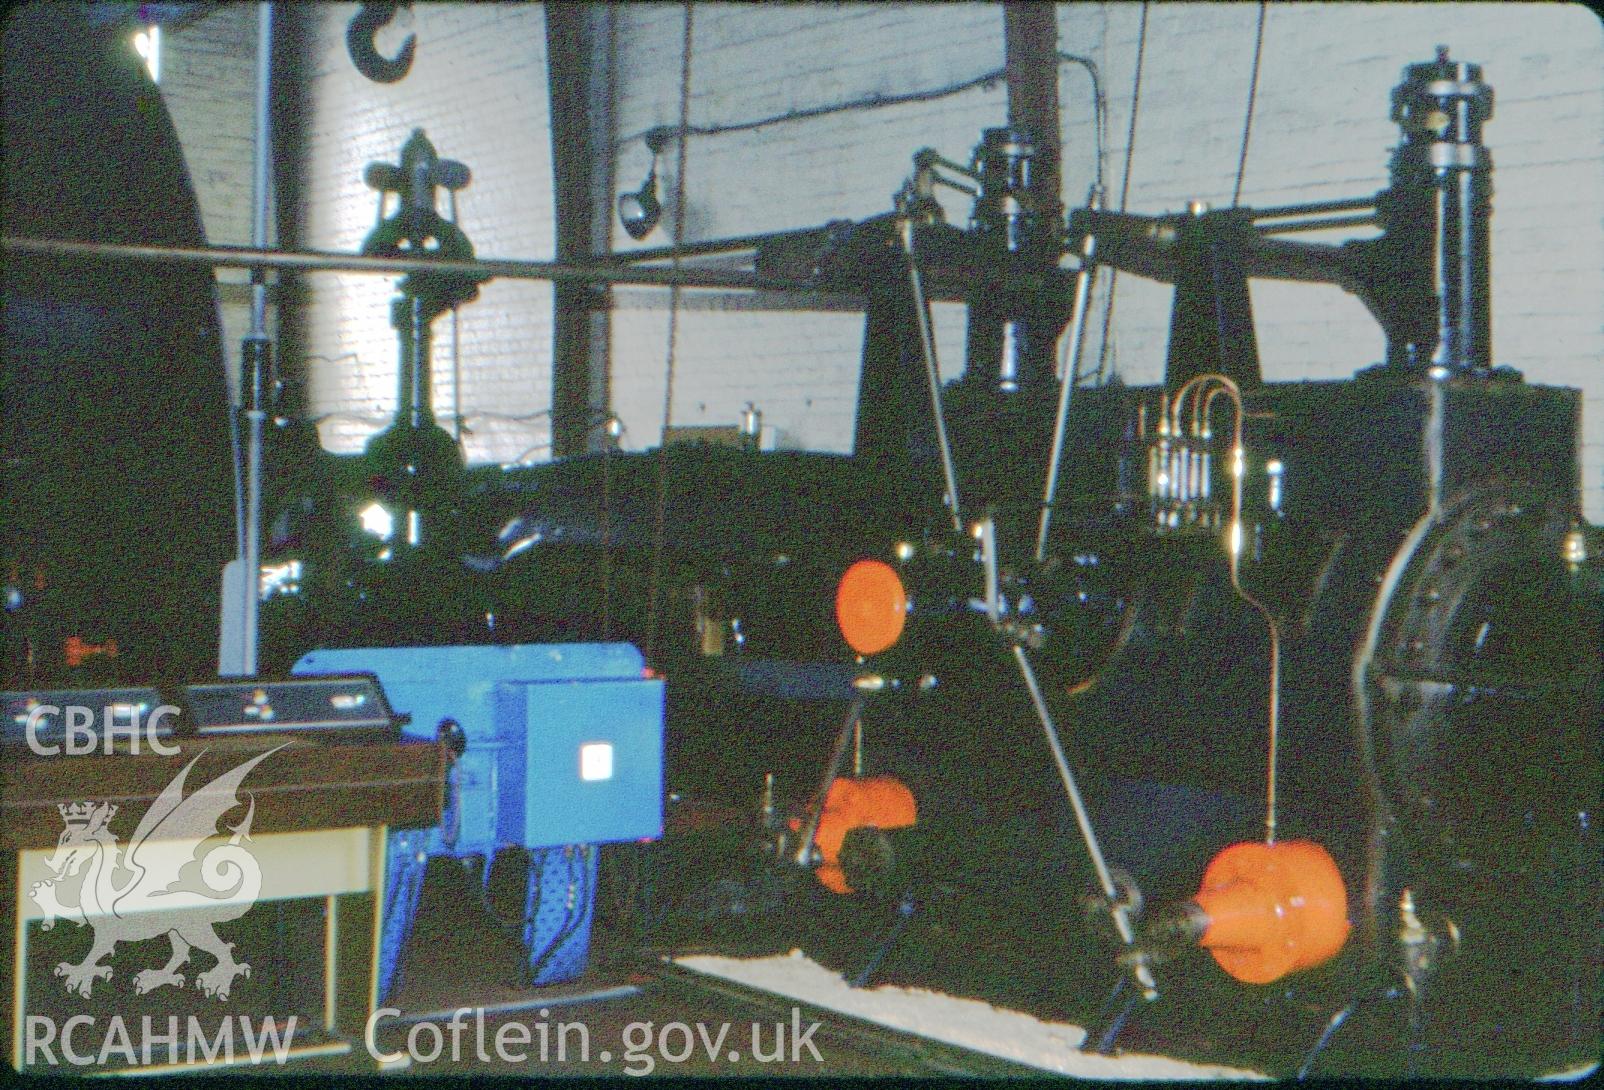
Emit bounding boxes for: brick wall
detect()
[606,2,1004,456]
[1055,1,1604,516]
[161,2,1604,518]
[603,1,1604,518]
[284,1,557,465]
[157,4,268,403]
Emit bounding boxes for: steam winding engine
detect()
[6,23,1593,1074]
[794,50,1600,1072]
[249,51,1596,1072]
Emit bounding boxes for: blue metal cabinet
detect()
[292,643,664,998]
[493,678,664,849]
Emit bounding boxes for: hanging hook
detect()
[347,2,416,84]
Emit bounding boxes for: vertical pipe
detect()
[1000,3,1064,394]
[238,1,275,678]
[587,9,619,450]
[1003,2,1062,225]
[979,516,1000,623]
[249,5,273,344]
[409,295,429,428]
[1389,49,1492,375]
[1424,371,1446,519]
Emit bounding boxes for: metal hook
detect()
[347,2,416,84]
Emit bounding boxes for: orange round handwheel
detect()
[1194,839,1350,985]
[809,776,917,894]
[835,559,908,656]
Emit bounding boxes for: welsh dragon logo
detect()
[26,743,290,1001]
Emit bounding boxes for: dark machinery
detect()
[1,7,236,688]
[242,59,1596,1076]
[775,49,1599,1075]
[7,23,1592,1075]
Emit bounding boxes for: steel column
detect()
[1003,2,1062,220]
[546,4,605,458]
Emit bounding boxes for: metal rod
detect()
[1297,1000,1358,1079]
[1011,645,1117,906]
[0,236,825,293]
[917,149,981,183]
[237,1,274,679]
[248,5,273,338]
[1011,643,1158,998]
[1093,994,1142,1055]
[794,697,864,868]
[979,516,1000,624]
[610,224,836,265]
[1035,227,1098,561]
[1333,377,1451,882]
[1425,372,1446,519]
[1257,212,1379,234]
[1263,611,1283,845]
[407,295,429,429]
[1350,503,1437,945]
[1251,195,1378,219]
[849,894,916,988]
[899,217,964,534]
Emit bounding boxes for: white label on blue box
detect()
[579,742,614,781]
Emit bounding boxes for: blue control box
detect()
[293,643,662,998]
[494,678,664,849]
[292,643,664,851]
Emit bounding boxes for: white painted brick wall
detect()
[292,2,556,465]
[604,2,1603,519]
[607,2,1004,455]
[1056,2,1604,517]
[157,5,269,404]
[160,2,1604,520]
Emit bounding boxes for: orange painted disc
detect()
[835,558,908,656]
[1195,839,1351,985]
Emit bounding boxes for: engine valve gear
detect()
[361,128,485,321]
[357,130,487,551]
[1081,866,1145,944]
